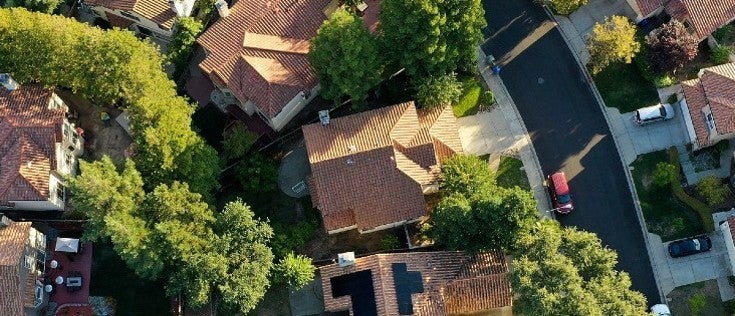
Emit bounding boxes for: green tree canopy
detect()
[274,252,316,289]
[0,8,221,199]
[15,0,61,13]
[696,175,730,206]
[428,187,538,252]
[222,124,257,160]
[415,73,463,108]
[587,15,640,74]
[440,154,496,195]
[379,0,485,80]
[310,9,383,107]
[510,220,647,316]
[168,17,204,78]
[544,0,588,15]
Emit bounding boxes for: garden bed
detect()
[667,280,725,316]
[631,151,704,241]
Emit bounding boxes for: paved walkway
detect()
[456,50,553,218]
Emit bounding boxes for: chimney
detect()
[338,252,355,267]
[215,0,230,17]
[0,73,18,91]
[318,110,330,126]
[169,0,195,17]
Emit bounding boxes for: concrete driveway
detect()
[649,232,731,296]
[606,105,690,164]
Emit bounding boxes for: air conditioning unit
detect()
[338,252,355,267]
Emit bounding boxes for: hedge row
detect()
[667,147,715,232]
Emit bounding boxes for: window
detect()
[119,11,140,21]
[706,113,716,131]
[24,255,34,269]
[56,186,65,202]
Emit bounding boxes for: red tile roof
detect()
[636,0,663,16]
[0,220,33,315]
[197,0,329,119]
[0,85,65,202]
[320,251,512,316]
[682,63,735,147]
[647,0,735,39]
[84,0,177,30]
[728,216,735,241]
[303,103,462,233]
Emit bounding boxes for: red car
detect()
[547,172,574,214]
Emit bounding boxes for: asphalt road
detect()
[481,0,661,304]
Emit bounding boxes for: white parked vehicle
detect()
[634,103,675,125]
[651,304,672,316]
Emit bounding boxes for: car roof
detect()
[550,172,569,194]
[636,104,668,121]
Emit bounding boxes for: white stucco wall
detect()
[91,6,173,40]
[720,221,735,275]
[269,84,321,131]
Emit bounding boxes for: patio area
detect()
[47,240,94,316]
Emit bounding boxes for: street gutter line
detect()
[538,4,667,304]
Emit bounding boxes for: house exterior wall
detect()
[21,227,47,314]
[720,221,735,275]
[679,98,700,149]
[268,84,321,131]
[90,6,173,40]
[357,217,424,235]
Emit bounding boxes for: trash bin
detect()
[492,65,501,75]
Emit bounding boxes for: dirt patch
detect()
[667,280,725,316]
[56,90,133,163]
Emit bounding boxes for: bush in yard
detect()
[646,20,699,74]
[274,252,316,289]
[688,293,707,315]
[440,154,496,195]
[415,73,462,108]
[652,162,678,187]
[233,153,279,194]
[16,0,61,13]
[222,124,257,160]
[667,147,715,232]
[271,220,317,258]
[635,42,676,88]
[696,175,730,206]
[479,90,495,106]
[380,234,401,250]
[167,17,204,79]
[714,24,735,43]
[587,16,640,75]
[711,45,732,65]
[544,0,588,15]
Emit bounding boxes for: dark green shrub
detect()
[634,35,675,88]
[479,90,495,106]
[714,24,735,43]
[272,220,317,258]
[167,17,204,79]
[379,235,401,250]
[544,0,588,15]
[652,162,677,187]
[712,45,732,65]
[416,73,462,108]
[696,175,730,206]
[667,147,714,232]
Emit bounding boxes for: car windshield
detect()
[659,106,666,116]
[558,194,571,204]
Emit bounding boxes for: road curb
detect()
[539,4,667,304]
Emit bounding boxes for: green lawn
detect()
[593,62,659,113]
[496,156,531,191]
[668,280,725,316]
[90,242,169,316]
[631,151,704,241]
[452,78,482,118]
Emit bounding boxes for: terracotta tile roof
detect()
[0,220,32,316]
[636,0,664,16]
[664,0,735,39]
[84,0,177,30]
[197,0,330,119]
[728,216,735,240]
[0,85,64,202]
[320,251,511,316]
[302,103,462,232]
[682,63,735,146]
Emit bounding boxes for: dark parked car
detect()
[668,235,712,258]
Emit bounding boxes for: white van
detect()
[634,103,675,125]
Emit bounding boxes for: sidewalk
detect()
[455,50,553,218]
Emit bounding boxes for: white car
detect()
[651,304,671,316]
[634,103,675,125]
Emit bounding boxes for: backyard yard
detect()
[631,151,704,241]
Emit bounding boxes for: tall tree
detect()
[510,220,647,316]
[646,20,699,74]
[440,154,496,196]
[415,73,463,108]
[215,200,274,314]
[274,252,316,289]
[168,17,204,78]
[587,15,640,74]
[310,9,383,107]
[428,187,538,252]
[379,0,485,80]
